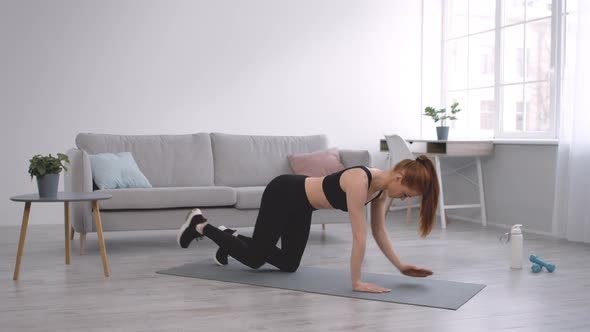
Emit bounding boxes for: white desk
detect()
[380,139,494,228]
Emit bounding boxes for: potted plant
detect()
[28,153,70,197]
[423,102,462,140]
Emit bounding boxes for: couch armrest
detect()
[65,148,94,233]
[339,150,372,168]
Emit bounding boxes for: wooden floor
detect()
[1,212,589,331]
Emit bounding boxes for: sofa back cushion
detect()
[76,133,214,187]
[211,133,327,186]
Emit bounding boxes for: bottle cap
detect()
[511,224,523,234]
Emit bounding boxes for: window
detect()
[442,0,559,138]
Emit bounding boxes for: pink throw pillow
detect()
[288,148,345,177]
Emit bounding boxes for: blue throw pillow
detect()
[88,152,152,190]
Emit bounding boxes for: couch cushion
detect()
[288,148,345,177]
[211,133,327,186]
[97,186,236,210]
[235,186,265,209]
[89,152,152,189]
[76,133,214,187]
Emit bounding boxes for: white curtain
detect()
[552,0,590,243]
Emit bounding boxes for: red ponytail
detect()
[393,155,440,237]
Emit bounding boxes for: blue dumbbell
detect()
[531,264,542,273]
[529,255,556,273]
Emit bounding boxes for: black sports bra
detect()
[322,166,383,212]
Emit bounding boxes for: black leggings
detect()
[202,174,316,272]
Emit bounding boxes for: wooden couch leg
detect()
[322,224,326,230]
[80,232,87,256]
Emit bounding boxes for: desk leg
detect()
[476,157,487,226]
[406,198,412,224]
[92,201,110,277]
[435,156,447,229]
[64,202,71,265]
[13,202,32,280]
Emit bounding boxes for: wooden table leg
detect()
[14,202,32,281]
[64,202,71,265]
[92,200,110,277]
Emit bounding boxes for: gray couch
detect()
[65,132,371,251]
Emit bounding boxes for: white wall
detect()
[0,0,423,226]
[444,144,558,235]
[420,0,442,139]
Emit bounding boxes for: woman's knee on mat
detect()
[278,261,300,273]
[242,256,266,270]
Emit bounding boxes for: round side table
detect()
[10,192,112,280]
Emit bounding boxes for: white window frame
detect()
[440,0,564,139]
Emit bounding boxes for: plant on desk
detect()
[423,102,462,140]
[28,153,70,197]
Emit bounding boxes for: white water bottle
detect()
[510,224,523,269]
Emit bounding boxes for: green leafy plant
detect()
[423,102,462,127]
[28,153,70,179]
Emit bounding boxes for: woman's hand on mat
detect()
[399,264,433,277]
[352,281,391,293]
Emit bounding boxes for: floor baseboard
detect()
[447,213,555,237]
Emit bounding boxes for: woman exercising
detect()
[177,155,439,293]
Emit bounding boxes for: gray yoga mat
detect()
[158,260,485,310]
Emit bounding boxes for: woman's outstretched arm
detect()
[370,196,433,278]
[343,169,390,293]
[370,195,403,269]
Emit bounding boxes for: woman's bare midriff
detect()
[304,168,384,210]
[304,177,333,210]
